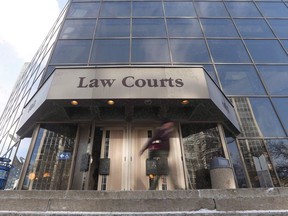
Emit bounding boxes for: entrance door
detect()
[96,124,185,191]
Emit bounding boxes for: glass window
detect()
[167,19,202,37]
[67,2,100,18]
[131,39,170,62]
[90,39,130,63]
[194,2,229,17]
[234,19,274,38]
[132,19,166,37]
[281,40,288,53]
[170,39,211,63]
[250,98,285,137]
[257,2,288,18]
[208,40,251,63]
[226,2,261,18]
[257,65,288,95]
[59,19,96,39]
[95,19,130,38]
[245,40,288,63]
[132,2,163,17]
[100,2,131,17]
[164,2,196,17]
[217,65,265,96]
[22,124,77,190]
[50,40,92,64]
[202,64,219,85]
[268,19,288,38]
[266,139,288,186]
[201,19,239,38]
[272,99,288,134]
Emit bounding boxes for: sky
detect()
[0,0,68,116]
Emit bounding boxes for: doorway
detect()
[86,123,185,191]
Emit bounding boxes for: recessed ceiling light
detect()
[71,100,78,106]
[181,100,189,105]
[107,100,115,105]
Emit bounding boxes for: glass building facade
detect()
[1,0,288,190]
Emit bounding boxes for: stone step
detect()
[0,188,288,215]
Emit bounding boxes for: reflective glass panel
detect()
[216,65,266,95]
[132,19,166,37]
[132,39,170,62]
[201,19,239,38]
[164,2,196,17]
[266,139,288,186]
[167,19,202,37]
[91,39,130,63]
[250,98,285,137]
[257,65,288,95]
[181,123,223,189]
[226,2,261,18]
[268,19,288,38]
[95,19,130,38]
[100,2,131,17]
[67,3,100,18]
[170,39,211,63]
[22,124,77,190]
[132,2,163,17]
[257,2,288,18]
[50,40,92,64]
[208,40,251,63]
[235,19,274,38]
[245,40,288,63]
[272,98,288,134]
[202,64,218,84]
[281,40,288,53]
[194,2,229,17]
[59,19,96,39]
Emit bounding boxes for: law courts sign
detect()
[48,67,210,100]
[17,67,239,136]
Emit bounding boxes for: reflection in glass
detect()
[67,2,100,18]
[22,124,77,190]
[132,19,166,37]
[50,40,92,64]
[181,124,223,189]
[132,2,163,17]
[250,98,285,137]
[132,39,170,63]
[100,2,131,17]
[257,65,288,95]
[170,39,211,63]
[194,2,229,17]
[216,65,266,95]
[59,19,96,39]
[96,19,130,38]
[91,39,130,63]
[235,19,274,38]
[257,2,288,18]
[225,136,247,188]
[272,98,288,134]
[208,40,251,63]
[164,2,196,17]
[238,139,278,188]
[266,139,288,186]
[167,19,202,37]
[225,2,261,17]
[201,19,239,38]
[268,19,288,38]
[246,40,288,63]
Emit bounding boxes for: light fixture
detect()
[71,100,78,106]
[107,100,115,105]
[181,100,189,105]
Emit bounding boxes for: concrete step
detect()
[0,188,288,215]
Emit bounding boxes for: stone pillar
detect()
[209,157,236,189]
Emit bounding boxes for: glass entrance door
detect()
[95,124,185,191]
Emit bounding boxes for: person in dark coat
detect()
[140,119,175,190]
